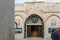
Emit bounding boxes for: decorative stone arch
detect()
[24,14,44,38]
[25,14,44,21]
[45,14,60,38]
[45,14,60,22]
[15,14,24,20]
[25,14,44,25]
[15,15,23,28]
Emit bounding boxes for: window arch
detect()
[45,14,60,22]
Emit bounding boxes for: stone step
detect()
[15,37,52,40]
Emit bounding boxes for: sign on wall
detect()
[48,28,59,33]
[15,28,22,33]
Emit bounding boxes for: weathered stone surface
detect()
[15,2,60,39]
[0,0,14,40]
[25,2,60,13]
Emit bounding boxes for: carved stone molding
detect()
[43,4,60,12]
[45,14,60,22]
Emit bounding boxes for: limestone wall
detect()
[15,12,24,38]
[0,0,14,40]
[15,4,24,11]
[15,2,60,39]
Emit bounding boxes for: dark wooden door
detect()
[38,25,44,37]
[27,25,44,37]
[27,25,31,37]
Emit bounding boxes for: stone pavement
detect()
[15,37,52,40]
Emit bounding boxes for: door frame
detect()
[27,25,44,37]
[24,14,44,38]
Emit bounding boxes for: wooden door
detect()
[38,25,44,37]
[27,25,31,37]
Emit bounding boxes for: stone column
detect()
[0,0,14,40]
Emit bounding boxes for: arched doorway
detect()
[24,14,44,38]
[45,15,60,38]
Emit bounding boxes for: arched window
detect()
[15,16,20,28]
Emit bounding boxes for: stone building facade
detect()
[15,1,60,39]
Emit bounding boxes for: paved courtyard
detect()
[15,37,52,40]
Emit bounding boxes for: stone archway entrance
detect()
[24,14,44,38]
